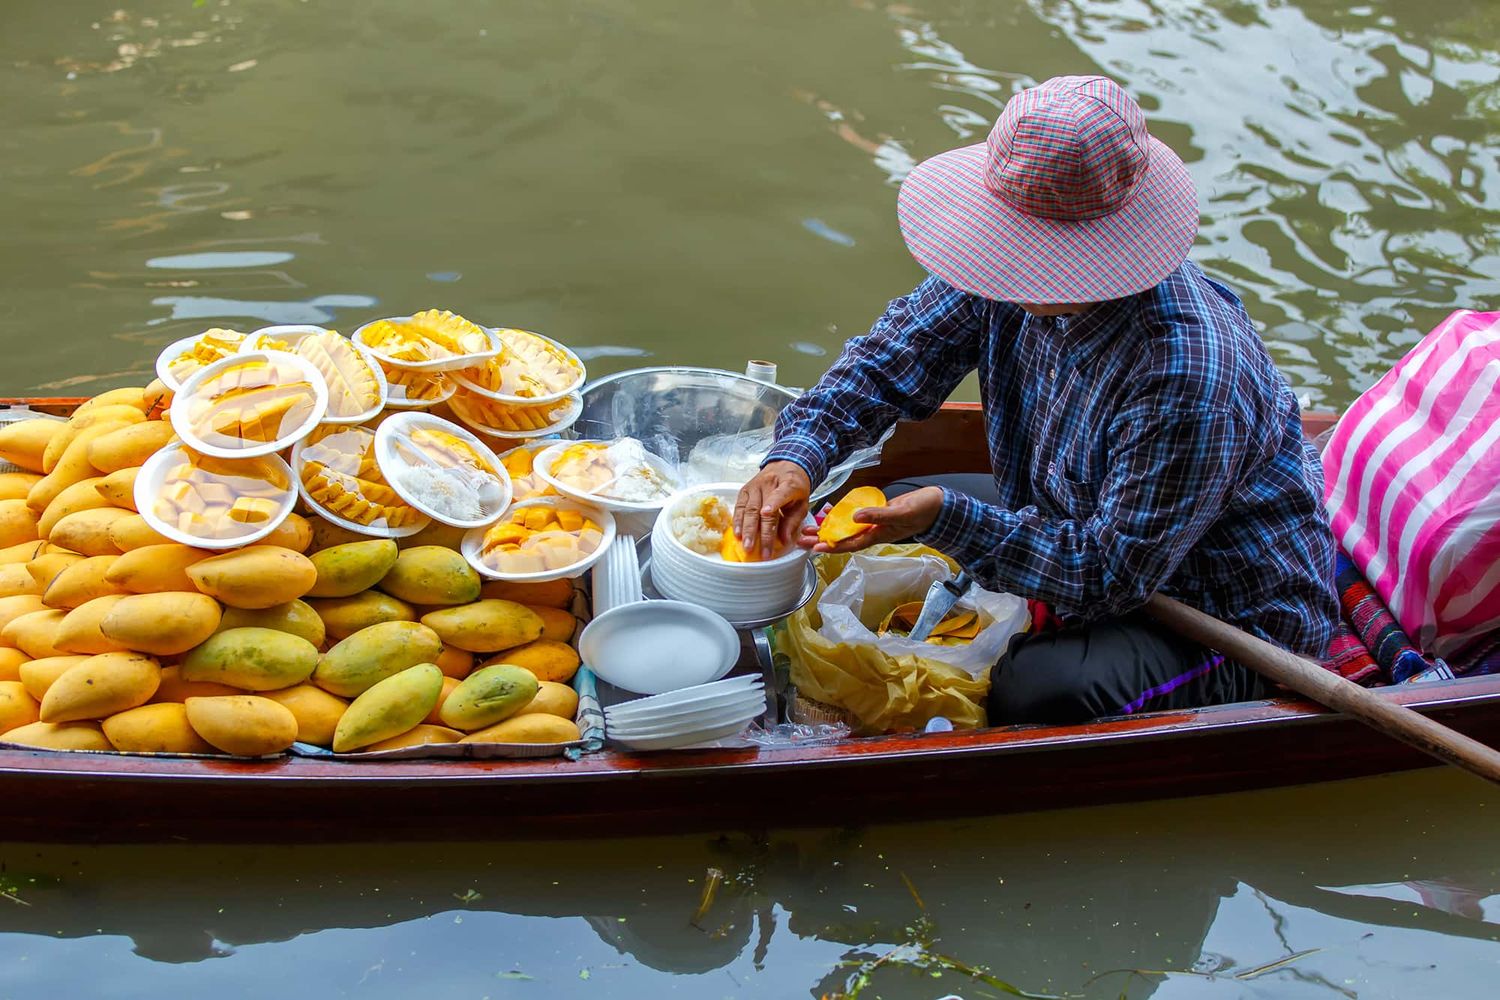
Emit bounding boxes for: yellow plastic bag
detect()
[773,544,1029,734]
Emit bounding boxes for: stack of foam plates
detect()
[605,676,766,751]
[650,483,810,623]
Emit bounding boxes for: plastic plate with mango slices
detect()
[171,351,328,458]
[136,442,296,549]
[450,328,585,404]
[446,387,582,440]
[352,309,501,372]
[154,328,250,392]
[461,496,616,582]
[374,412,511,528]
[292,424,431,538]
[497,441,559,502]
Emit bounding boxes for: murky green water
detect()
[2,0,1499,995]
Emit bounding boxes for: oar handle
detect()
[1144,594,1500,785]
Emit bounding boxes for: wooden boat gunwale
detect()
[2,397,1497,839]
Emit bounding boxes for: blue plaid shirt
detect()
[768,262,1338,656]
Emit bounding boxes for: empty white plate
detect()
[605,675,762,720]
[606,694,767,737]
[579,600,740,695]
[610,718,756,752]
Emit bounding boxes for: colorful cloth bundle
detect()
[1333,550,1437,684]
[1322,620,1382,686]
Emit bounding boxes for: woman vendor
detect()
[735,75,1338,724]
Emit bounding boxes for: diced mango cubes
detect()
[478,505,604,576]
[152,450,287,541]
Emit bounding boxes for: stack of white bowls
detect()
[605,676,766,751]
[650,483,810,623]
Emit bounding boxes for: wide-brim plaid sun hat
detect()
[896,75,1198,304]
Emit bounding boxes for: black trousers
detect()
[887,476,1267,724]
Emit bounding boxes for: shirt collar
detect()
[1028,295,1138,367]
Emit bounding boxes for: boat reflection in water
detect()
[2,769,1498,997]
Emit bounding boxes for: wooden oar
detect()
[1144,593,1500,785]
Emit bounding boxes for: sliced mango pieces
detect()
[817,486,887,545]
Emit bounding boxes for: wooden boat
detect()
[2,400,1498,842]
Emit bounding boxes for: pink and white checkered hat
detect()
[897,75,1198,304]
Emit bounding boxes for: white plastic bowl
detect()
[352,315,501,373]
[461,496,616,582]
[135,443,297,549]
[604,691,765,735]
[533,439,680,515]
[579,600,739,695]
[170,350,330,459]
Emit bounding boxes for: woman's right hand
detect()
[734,461,812,560]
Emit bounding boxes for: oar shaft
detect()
[1144,594,1500,785]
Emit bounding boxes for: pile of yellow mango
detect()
[0,384,586,758]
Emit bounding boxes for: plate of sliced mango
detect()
[172,351,328,458]
[292,424,431,538]
[154,328,250,392]
[353,309,500,372]
[136,443,296,548]
[450,328,585,404]
[446,388,581,440]
[462,496,615,582]
[374,413,511,528]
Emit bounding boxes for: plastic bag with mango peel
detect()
[772,544,1029,734]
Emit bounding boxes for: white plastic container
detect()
[378,360,455,410]
[243,325,331,352]
[532,439,680,515]
[352,315,501,373]
[154,329,251,392]
[374,411,511,528]
[461,496,616,582]
[449,329,586,405]
[291,425,431,539]
[170,350,329,458]
[135,443,297,549]
[447,389,582,440]
[579,600,739,695]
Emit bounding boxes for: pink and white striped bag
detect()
[1322,310,1500,661]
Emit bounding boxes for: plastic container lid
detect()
[293,424,431,538]
[136,443,296,549]
[578,600,740,695]
[461,496,615,582]
[374,412,511,528]
[352,310,501,373]
[378,359,455,409]
[154,328,250,392]
[496,441,561,502]
[171,350,329,458]
[447,388,581,440]
[449,329,585,404]
[533,439,681,514]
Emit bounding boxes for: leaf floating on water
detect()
[690,867,724,928]
[578,968,591,981]
[227,59,258,72]
[1234,948,1322,980]
[453,889,483,904]
[496,971,534,981]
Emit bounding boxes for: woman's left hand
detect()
[800,486,946,553]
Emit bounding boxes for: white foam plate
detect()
[374,411,512,528]
[135,443,296,549]
[154,331,251,393]
[449,329,587,405]
[170,350,329,459]
[379,363,456,410]
[291,429,431,539]
[352,316,501,373]
[243,325,330,352]
[448,390,582,441]
[604,675,762,720]
[461,496,616,582]
[609,718,753,751]
[605,691,766,735]
[579,600,739,695]
[533,439,681,514]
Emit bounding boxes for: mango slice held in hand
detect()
[817,487,887,545]
[719,527,758,563]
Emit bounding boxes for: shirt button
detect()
[1049,367,1057,380]
[1048,461,1056,474]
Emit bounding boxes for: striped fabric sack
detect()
[1322,309,1500,661]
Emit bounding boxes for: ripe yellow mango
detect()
[313,620,443,697]
[105,543,213,593]
[187,546,318,609]
[39,651,160,722]
[817,486,887,545]
[439,663,539,732]
[0,418,64,474]
[420,600,543,654]
[86,420,174,475]
[18,655,89,700]
[40,476,111,536]
[184,695,298,756]
[0,499,40,549]
[42,555,124,609]
[72,387,149,417]
[29,419,132,512]
[102,702,216,753]
[0,647,27,683]
[333,663,443,752]
[0,680,40,733]
[459,713,580,745]
[308,591,415,641]
[0,473,42,501]
[396,520,467,551]
[514,680,579,720]
[151,664,241,702]
[180,627,318,690]
[217,599,325,648]
[27,551,84,589]
[479,578,575,609]
[366,723,463,751]
[101,592,223,656]
[435,643,474,679]
[107,514,171,551]
[54,595,130,655]
[94,467,140,511]
[527,605,577,643]
[42,405,144,472]
[259,684,347,746]
[0,564,41,598]
[378,546,480,606]
[306,539,399,598]
[483,639,580,684]
[3,608,69,658]
[307,516,369,552]
[423,675,461,724]
[256,512,312,553]
[0,540,45,565]
[1,720,111,751]
[49,507,131,557]
[0,595,45,633]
